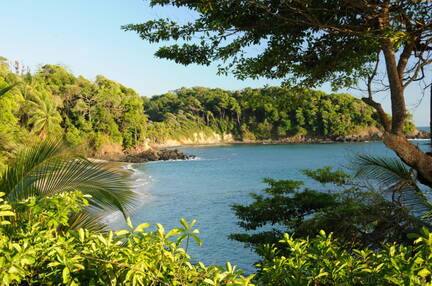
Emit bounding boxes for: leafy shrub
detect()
[1,189,432,285]
[0,192,254,285]
[257,230,432,285]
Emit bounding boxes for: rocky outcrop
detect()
[93,142,196,163]
[123,148,195,163]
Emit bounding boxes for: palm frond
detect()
[0,139,65,198]
[0,139,136,218]
[354,154,432,223]
[67,211,108,233]
[354,154,414,187]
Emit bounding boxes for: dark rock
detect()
[158,149,193,161]
[123,148,195,163]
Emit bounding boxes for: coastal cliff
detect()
[151,131,235,147]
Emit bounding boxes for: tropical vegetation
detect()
[146,86,382,141]
[1,130,430,285]
[256,229,432,286]
[1,63,429,285]
[0,191,254,285]
[228,157,432,284]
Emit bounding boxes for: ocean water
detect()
[108,139,430,273]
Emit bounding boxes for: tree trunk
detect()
[382,43,406,134]
[383,132,432,186]
[374,41,432,187]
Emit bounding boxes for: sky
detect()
[0,0,430,125]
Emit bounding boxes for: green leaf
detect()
[418,268,431,277]
[156,223,165,234]
[115,230,130,236]
[191,234,202,246]
[180,218,188,229]
[79,228,85,242]
[127,217,134,229]
[134,222,151,232]
[166,228,181,238]
[62,267,70,283]
[0,211,15,216]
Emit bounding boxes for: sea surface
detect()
[108,135,430,273]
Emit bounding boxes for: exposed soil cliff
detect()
[152,131,234,148]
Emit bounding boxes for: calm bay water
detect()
[109,139,430,273]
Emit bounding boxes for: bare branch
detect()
[362,97,391,131]
[403,57,432,87]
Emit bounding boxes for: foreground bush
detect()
[0,192,254,285]
[2,191,432,285]
[257,231,432,286]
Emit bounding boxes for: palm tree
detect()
[28,93,62,139]
[0,139,136,230]
[354,154,432,225]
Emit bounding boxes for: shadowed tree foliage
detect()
[230,166,428,255]
[355,154,432,225]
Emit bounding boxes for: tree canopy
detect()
[124,0,432,186]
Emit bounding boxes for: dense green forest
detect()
[1,57,415,169]
[147,86,381,140]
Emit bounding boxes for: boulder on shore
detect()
[123,148,195,163]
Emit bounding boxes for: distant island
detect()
[0,58,426,166]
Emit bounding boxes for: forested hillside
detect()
[0,57,412,168]
[147,86,381,141]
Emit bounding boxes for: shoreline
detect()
[151,136,430,149]
[92,129,430,163]
[150,128,430,148]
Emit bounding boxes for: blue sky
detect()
[0,0,429,125]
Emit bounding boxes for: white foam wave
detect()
[123,164,135,171]
[104,164,156,226]
[103,210,122,224]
